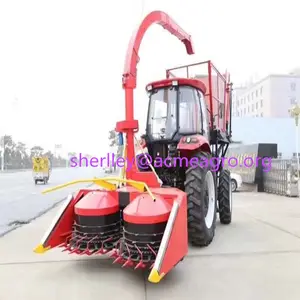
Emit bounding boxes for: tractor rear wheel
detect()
[185,152,217,247]
[218,169,232,224]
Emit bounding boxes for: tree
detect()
[30,146,44,157]
[108,129,123,171]
[65,152,76,167]
[14,142,28,168]
[0,135,70,170]
[1,135,13,148]
[108,130,117,147]
[16,142,27,156]
[108,129,123,156]
[44,150,54,161]
[1,135,16,169]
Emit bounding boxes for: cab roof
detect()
[146,78,207,94]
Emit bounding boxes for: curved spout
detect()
[122,10,194,90]
[120,10,195,181]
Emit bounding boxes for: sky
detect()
[0,0,299,157]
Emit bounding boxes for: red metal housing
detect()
[146,78,207,95]
[123,194,172,224]
[75,191,119,216]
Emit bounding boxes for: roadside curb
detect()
[0,183,95,238]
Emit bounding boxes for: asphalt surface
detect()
[0,166,107,236]
[0,168,33,173]
[1,191,300,299]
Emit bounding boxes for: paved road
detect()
[0,167,107,236]
[0,168,44,173]
[1,191,300,299]
[0,169,30,173]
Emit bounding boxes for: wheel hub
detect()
[204,171,216,228]
[229,177,232,213]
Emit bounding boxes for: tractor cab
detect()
[140,78,210,188]
[145,78,209,143]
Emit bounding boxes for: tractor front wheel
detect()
[185,152,217,247]
[218,169,232,224]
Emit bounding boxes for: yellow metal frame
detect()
[148,269,165,283]
[34,244,50,254]
[42,176,156,201]
[120,144,127,180]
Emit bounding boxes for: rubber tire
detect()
[185,151,217,247]
[34,180,37,185]
[218,169,232,225]
[231,179,237,192]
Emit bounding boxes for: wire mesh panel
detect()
[166,62,209,79]
[166,67,189,78]
[166,61,228,132]
[263,159,299,196]
[263,159,288,195]
[286,160,299,197]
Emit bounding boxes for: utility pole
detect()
[289,104,300,176]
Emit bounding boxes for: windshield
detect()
[147,87,177,140]
[179,86,202,134]
[147,85,204,140]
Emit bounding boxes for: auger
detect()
[34,10,233,283]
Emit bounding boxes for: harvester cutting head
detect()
[34,177,188,283]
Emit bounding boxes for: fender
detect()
[177,135,211,153]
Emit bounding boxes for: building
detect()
[232,73,300,118]
[232,86,246,114]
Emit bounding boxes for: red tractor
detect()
[33,10,233,283]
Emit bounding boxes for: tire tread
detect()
[218,169,232,224]
[185,152,217,247]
